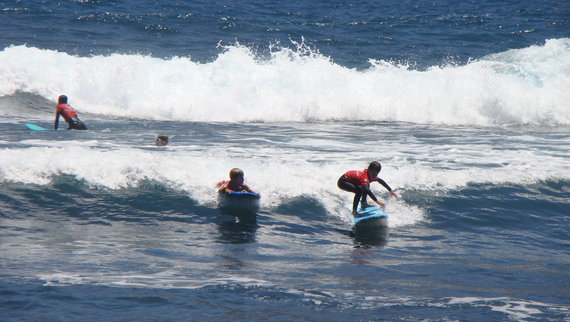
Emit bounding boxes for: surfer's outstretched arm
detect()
[363,186,385,208]
[54,111,60,130]
[377,178,398,198]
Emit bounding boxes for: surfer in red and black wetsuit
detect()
[54,95,87,130]
[338,161,398,216]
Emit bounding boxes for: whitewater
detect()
[1,38,569,125]
[1,1,569,320]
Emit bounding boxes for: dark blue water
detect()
[2,0,569,68]
[1,1,569,321]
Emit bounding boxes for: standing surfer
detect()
[338,161,398,216]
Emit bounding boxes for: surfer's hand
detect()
[390,191,398,198]
[376,201,385,208]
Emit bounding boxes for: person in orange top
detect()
[338,161,398,216]
[54,95,87,130]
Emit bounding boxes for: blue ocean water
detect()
[1,1,569,321]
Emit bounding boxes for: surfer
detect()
[217,168,256,194]
[54,95,87,130]
[337,161,398,216]
[155,134,169,146]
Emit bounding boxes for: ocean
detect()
[1,0,569,321]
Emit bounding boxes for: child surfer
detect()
[155,134,169,146]
[217,168,256,194]
[54,95,87,130]
[337,161,398,216]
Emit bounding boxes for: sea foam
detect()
[0,141,567,226]
[1,38,569,126]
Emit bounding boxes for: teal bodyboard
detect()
[26,123,51,131]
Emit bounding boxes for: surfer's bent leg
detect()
[361,192,368,204]
[338,175,363,213]
[68,117,87,130]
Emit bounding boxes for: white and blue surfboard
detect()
[353,206,388,228]
[218,191,261,211]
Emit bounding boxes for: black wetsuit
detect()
[66,116,87,130]
[337,172,392,213]
[55,103,87,130]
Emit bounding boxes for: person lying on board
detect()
[216,168,256,194]
[337,161,398,217]
[54,95,87,130]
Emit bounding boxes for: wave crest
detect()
[1,38,569,125]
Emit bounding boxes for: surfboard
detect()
[217,191,261,211]
[26,123,50,131]
[353,206,388,228]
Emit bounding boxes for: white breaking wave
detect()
[1,38,569,125]
[0,138,567,226]
[1,144,565,192]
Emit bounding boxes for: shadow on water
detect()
[332,225,390,248]
[215,207,258,244]
[353,226,390,248]
[345,226,390,248]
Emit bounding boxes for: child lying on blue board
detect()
[337,161,398,217]
[217,168,256,194]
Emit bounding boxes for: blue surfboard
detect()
[353,206,388,228]
[26,123,51,131]
[218,191,261,211]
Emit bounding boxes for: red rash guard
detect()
[343,169,375,186]
[56,104,78,121]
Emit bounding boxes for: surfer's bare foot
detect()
[352,211,363,217]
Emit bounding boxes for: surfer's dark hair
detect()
[157,134,169,143]
[229,168,244,179]
[58,95,68,104]
[368,161,381,172]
